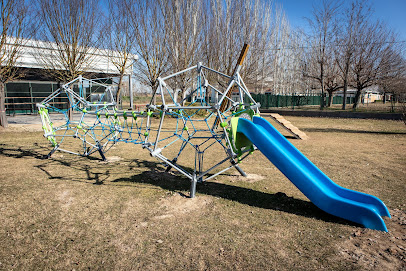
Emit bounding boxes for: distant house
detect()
[334,85,385,103]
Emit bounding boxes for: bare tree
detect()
[324,54,341,106]
[305,0,341,108]
[349,21,396,108]
[163,0,204,104]
[128,0,169,100]
[0,0,32,128]
[335,0,371,109]
[269,10,293,95]
[35,0,102,82]
[278,29,309,96]
[106,0,137,105]
[377,43,405,100]
[238,0,277,90]
[201,0,279,92]
[387,73,406,122]
[395,77,406,123]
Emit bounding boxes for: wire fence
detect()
[5,80,115,115]
[4,81,402,114]
[249,93,355,108]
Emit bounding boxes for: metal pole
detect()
[129,74,134,110]
[190,174,197,198]
[129,57,137,109]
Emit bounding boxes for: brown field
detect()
[269,101,404,113]
[0,116,405,270]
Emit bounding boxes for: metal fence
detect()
[249,93,355,108]
[5,79,116,115]
[5,81,62,115]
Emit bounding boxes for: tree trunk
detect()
[327,90,334,107]
[353,89,362,109]
[0,82,8,128]
[342,82,347,110]
[320,59,325,109]
[320,83,325,109]
[116,74,124,108]
[181,88,187,106]
[151,82,158,105]
[390,95,396,113]
[342,62,349,110]
[65,81,73,121]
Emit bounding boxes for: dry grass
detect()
[286,101,404,113]
[0,116,405,270]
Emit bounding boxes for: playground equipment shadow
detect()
[0,142,358,228]
[112,159,360,228]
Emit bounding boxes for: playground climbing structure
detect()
[38,45,259,197]
[37,45,390,231]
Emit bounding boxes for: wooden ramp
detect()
[267,113,309,140]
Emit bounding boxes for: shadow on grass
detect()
[0,143,46,159]
[113,159,360,228]
[0,144,359,227]
[0,144,112,185]
[302,127,406,135]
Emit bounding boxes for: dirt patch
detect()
[8,124,43,132]
[228,173,265,183]
[58,190,74,209]
[243,173,265,183]
[335,208,406,270]
[152,193,212,220]
[102,156,122,163]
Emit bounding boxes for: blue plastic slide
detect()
[237,116,390,231]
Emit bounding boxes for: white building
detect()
[4,37,137,114]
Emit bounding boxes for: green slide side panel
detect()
[230,117,252,150]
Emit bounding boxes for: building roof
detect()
[5,37,138,75]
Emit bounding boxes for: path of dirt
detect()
[336,208,406,270]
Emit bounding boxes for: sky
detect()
[278,0,406,41]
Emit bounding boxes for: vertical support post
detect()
[68,91,73,122]
[97,143,106,161]
[190,174,197,198]
[129,73,133,109]
[29,82,34,113]
[129,57,137,109]
[0,82,8,128]
[197,150,204,182]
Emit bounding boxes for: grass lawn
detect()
[0,116,405,270]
